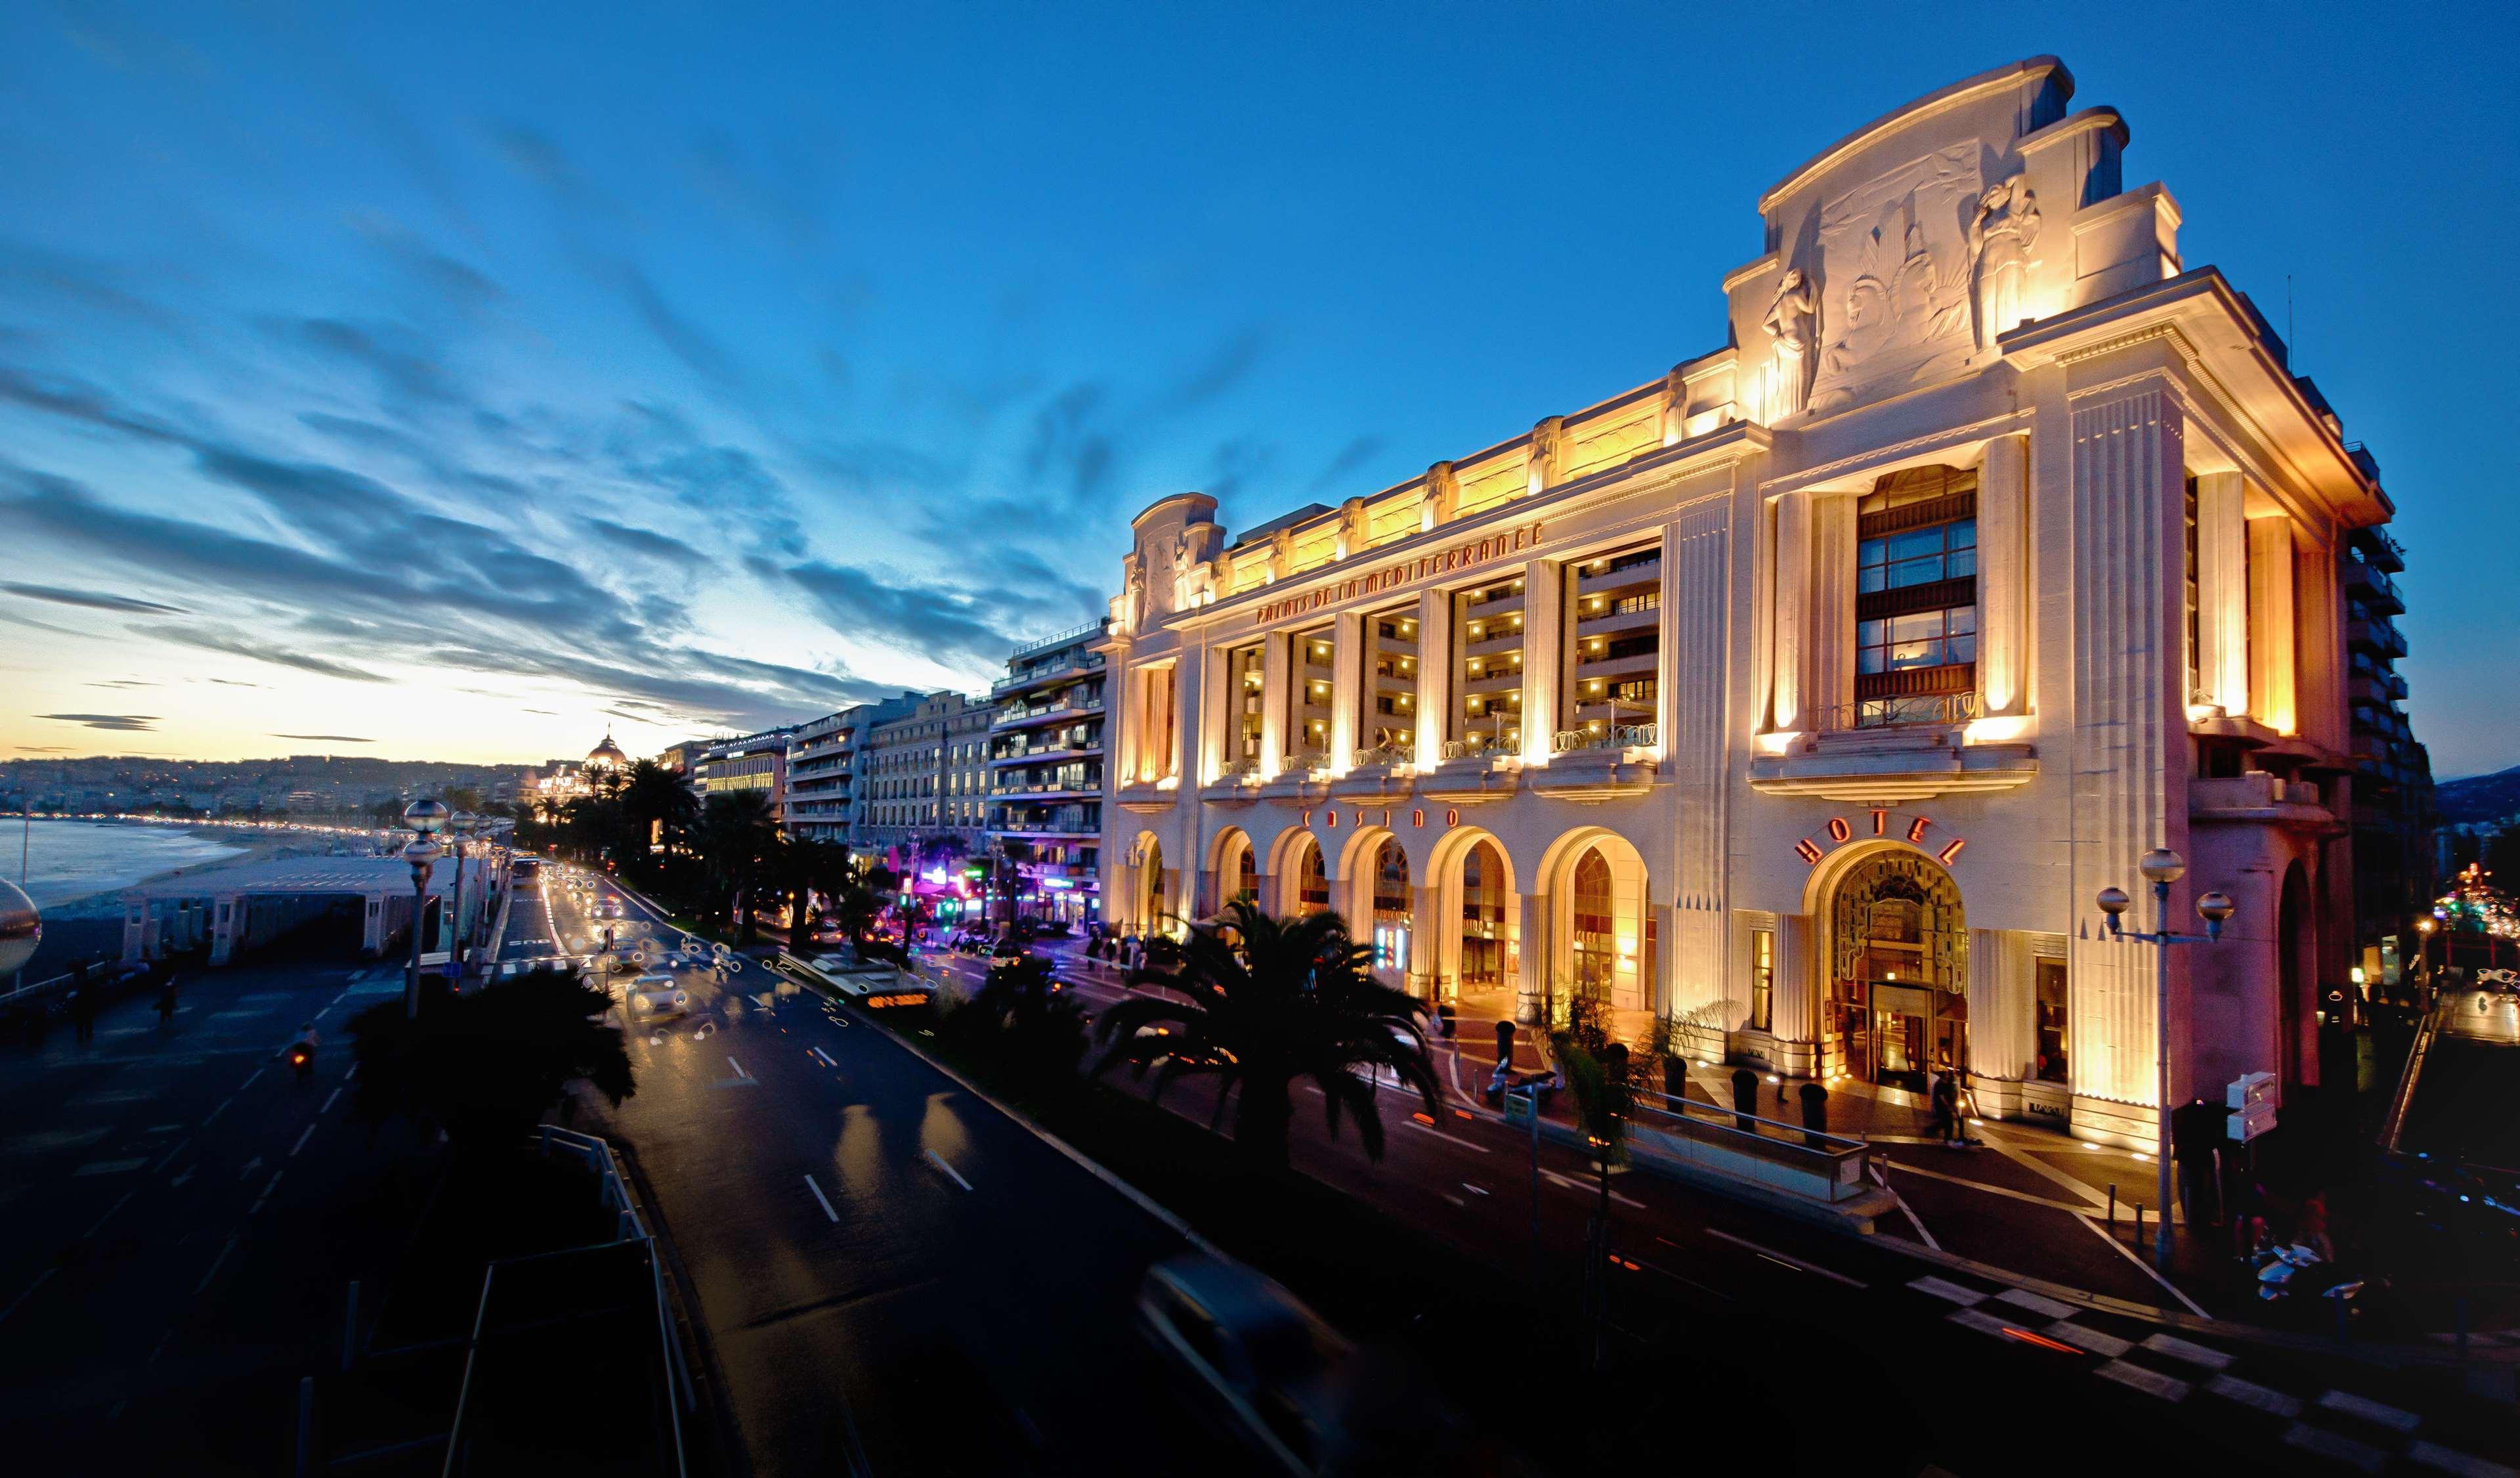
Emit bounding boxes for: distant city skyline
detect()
[1,5,2511,773]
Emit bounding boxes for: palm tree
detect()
[1092,900,1440,1171]
[696,790,779,940]
[619,760,696,854]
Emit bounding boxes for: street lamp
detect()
[2097,846,2236,1273]
[444,811,477,982]
[402,800,449,1019]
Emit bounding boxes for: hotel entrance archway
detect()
[1824,848,1968,1091]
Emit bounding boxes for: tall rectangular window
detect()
[2183,473,2200,703]
[1749,927,1774,1033]
[1451,576,1525,754]
[1562,541,1661,745]
[1224,641,1264,770]
[1285,624,1334,769]
[1854,465,1978,727]
[1357,603,1419,762]
[2035,959,2069,1083]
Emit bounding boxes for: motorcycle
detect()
[287,1041,315,1083]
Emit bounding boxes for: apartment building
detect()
[855,691,992,863]
[1099,57,2399,1148]
[2341,523,2435,987]
[696,726,795,811]
[782,695,921,846]
[987,619,1108,925]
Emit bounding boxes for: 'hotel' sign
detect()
[1258,521,1545,623]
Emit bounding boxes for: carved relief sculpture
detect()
[1528,416,1566,494]
[1117,549,1147,634]
[1336,497,1369,559]
[1420,460,1460,532]
[1809,145,1984,414]
[1661,365,1690,445]
[1761,269,1819,420]
[1968,174,2041,351]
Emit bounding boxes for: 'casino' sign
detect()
[1791,809,1966,868]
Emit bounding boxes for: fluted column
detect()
[1258,636,1289,775]
[2065,386,2189,1129]
[1664,500,1730,1016]
[1967,928,2034,1081]
[1329,609,1363,771]
[2195,471,2250,716]
[1415,587,1450,765]
[1409,882,1442,1003]
[1515,889,1547,1024]
[1807,494,1857,731]
[1977,433,2030,717]
[1775,913,1818,1067]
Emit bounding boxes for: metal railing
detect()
[1439,733,1517,762]
[1008,617,1109,661]
[991,651,1105,694]
[1351,741,1415,768]
[1804,691,1979,731]
[1552,723,1656,753]
[1282,749,1329,774]
[1621,1085,1874,1198]
[1216,756,1260,779]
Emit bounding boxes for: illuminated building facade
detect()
[1098,58,2396,1146]
[987,619,1109,926]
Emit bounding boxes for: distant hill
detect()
[2439,764,2520,826]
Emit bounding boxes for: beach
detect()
[8,817,383,984]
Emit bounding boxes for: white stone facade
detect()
[1095,58,2391,1147]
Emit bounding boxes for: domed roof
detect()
[586,731,629,768]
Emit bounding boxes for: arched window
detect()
[1571,847,1615,995]
[1461,840,1506,991]
[1235,840,1257,904]
[1371,838,1410,973]
[1296,837,1329,917]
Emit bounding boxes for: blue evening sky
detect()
[1,2,2511,773]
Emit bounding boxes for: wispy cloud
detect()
[39,712,160,731]
[272,733,374,742]
[4,581,187,615]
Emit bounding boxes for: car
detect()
[623,973,689,1016]
[1136,1254,1350,1475]
[595,898,626,920]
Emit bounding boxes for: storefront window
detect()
[1749,928,1774,1032]
[2036,959,2070,1083]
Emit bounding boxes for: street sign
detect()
[2228,1102,2276,1143]
[2227,1072,2276,1142]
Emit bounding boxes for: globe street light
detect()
[2097,846,2235,1273]
[401,800,450,1019]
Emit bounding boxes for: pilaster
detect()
[1329,609,1363,770]
[1771,490,1810,730]
[1415,586,1451,764]
[1977,433,2030,716]
[1665,500,1730,1016]
[1259,635,1290,774]
[1806,494,1857,731]
[2195,471,2249,714]
[2248,515,2297,734]
[1520,555,1560,764]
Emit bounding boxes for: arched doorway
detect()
[1539,829,1653,1017]
[1824,850,1967,1090]
[1136,835,1167,933]
[1368,835,1411,984]
[1459,838,1510,999]
[1276,831,1332,920]
[1210,828,1256,915]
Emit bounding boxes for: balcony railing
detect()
[992,651,1105,694]
[1216,756,1262,780]
[1552,723,1657,753]
[1283,748,1329,773]
[1351,740,1416,768]
[1805,691,1980,731]
[1439,731,1519,762]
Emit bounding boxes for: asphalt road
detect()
[0,945,414,1473]
[533,874,1222,1478]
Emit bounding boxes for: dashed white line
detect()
[151,1138,192,1174]
[2318,1388,2421,1433]
[1401,1119,1489,1153]
[2282,1423,2385,1473]
[85,1190,137,1237]
[192,1232,241,1294]
[812,1047,838,1068]
[1537,1166,1642,1207]
[804,1175,839,1222]
[2406,1440,2517,1478]
[289,1124,316,1158]
[251,1171,284,1214]
[320,1087,342,1114]
[924,1149,973,1191]
[0,1269,56,1328]
[726,1055,751,1080]
[2095,1358,2190,1402]
[1706,1228,1869,1288]
[240,1069,265,1091]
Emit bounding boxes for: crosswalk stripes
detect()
[1903,1271,2513,1473]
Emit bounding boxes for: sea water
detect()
[5,818,248,911]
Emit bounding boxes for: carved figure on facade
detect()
[1528,416,1565,494]
[1761,269,1819,420]
[1809,145,1983,414]
[1420,461,1460,532]
[1117,549,1147,634]
[1336,497,1370,559]
[1267,527,1294,582]
[1967,173,2042,352]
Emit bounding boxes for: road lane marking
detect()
[924,1149,973,1191]
[1908,1274,1989,1307]
[2072,1211,2208,1317]
[2282,1423,2383,1473]
[2140,1332,2232,1371]
[1705,1228,1869,1288]
[290,1124,316,1157]
[1462,1182,1489,1196]
[1992,1287,2077,1320]
[726,1055,750,1079]
[151,1137,192,1173]
[251,1171,284,1213]
[202,1096,234,1127]
[2097,1358,2191,1402]
[321,1087,342,1114]
[812,1047,838,1067]
[240,1069,265,1091]
[193,1232,241,1294]
[2405,1441,2515,1478]
[85,1190,137,1237]
[2208,1374,2302,1418]
[804,1175,840,1222]
[1,1270,57,1328]
[2318,1388,2421,1432]
[1401,1119,1489,1154]
[75,1158,149,1177]
[1537,1166,1642,1207]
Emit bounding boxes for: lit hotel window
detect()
[1357,603,1418,762]
[1285,624,1333,768]
[1451,576,1524,754]
[1854,465,1977,727]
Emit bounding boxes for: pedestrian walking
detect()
[156,976,179,1026]
[1929,1068,1961,1146]
[70,982,98,1043]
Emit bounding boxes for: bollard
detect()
[1798,1081,1829,1151]
[294,1375,314,1477]
[2134,1204,2145,1250]
[2108,1184,2117,1233]
[1731,1068,1758,1133]
[341,1280,358,1372]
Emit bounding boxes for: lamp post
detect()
[2096,847,2236,1274]
[444,812,477,982]
[401,800,449,1019]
